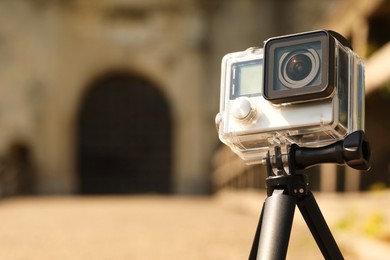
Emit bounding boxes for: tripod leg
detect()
[297,191,344,259]
[254,189,296,260]
[248,203,264,260]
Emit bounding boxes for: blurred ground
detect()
[0,191,389,259]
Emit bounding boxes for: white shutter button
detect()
[231,97,253,120]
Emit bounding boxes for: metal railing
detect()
[211,146,267,192]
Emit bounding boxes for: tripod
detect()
[248,131,371,260]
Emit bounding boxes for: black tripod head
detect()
[289,130,371,171]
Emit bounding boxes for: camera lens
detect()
[285,54,312,81]
[278,48,320,89]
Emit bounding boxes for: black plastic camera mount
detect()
[249,131,371,259]
[265,130,370,177]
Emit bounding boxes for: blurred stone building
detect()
[0,0,211,195]
[3,0,380,195]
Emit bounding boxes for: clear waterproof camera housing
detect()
[215,30,365,165]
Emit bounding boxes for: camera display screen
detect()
[230,60,262,99]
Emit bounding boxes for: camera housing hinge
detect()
[265,136,292,176]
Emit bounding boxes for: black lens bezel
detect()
[263,30,336,104]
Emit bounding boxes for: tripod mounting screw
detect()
[343,130,371,170]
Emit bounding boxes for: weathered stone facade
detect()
[0,0,211,194]
[0,0,337,195]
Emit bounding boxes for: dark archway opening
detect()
[0,143,35,197]
[77,73,172,194]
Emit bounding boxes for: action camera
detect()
[215,30,365,164]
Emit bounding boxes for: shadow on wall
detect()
[362,88,390,190]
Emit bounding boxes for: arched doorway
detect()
[0,143,35,197]
[77,73,172,194]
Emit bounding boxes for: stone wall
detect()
[0,0,336,195]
